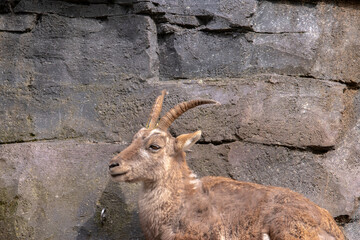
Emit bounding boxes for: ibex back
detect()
[109,90,345,240]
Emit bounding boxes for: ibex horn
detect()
[147,90,167,129]
[157,99,220,131]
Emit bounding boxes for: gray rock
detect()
[253,1,319,34]
[0,13,37,32]
[0,13,158,86]
[142,0,256,22]
[0,0,20,13]
[158,31,253,79]
[344,221,360,240]
[160,14,201,28]
[187,143,232,179]
[311,2,360,84]
[158,28,319,79]
[250,31,318,76]
[0,141,144,240]
[0,74,348,148]
[0,13,159,143]
[160,75,346,149]
[14,0,128,17]
[0,81,151,144]
[26,14,158,85]
[322,119,360,216]
[134,0,257,31]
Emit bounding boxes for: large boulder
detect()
[0,13,158,144]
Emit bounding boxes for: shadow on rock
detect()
[76,180,144,240]
[0,178,19,239]
[0,159,35,240]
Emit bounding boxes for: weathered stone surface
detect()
[0,74,347,149]
[250,1,320,76]
[344,221,360,240]
[1,0,360,239]
[14,0,128,17]
[249,31,318,76]
[160,14,201,27]
[0,141,144,240]
[0,81,151,144]
[27,14,157,85]
[0,14,37,32]
[0,14,158,87]
[0,13,158,143]
[322,119,360,215]
[311,2,360,84]
[228,75,345,148]
[253,1,319,34]
[161,75,346,149]
[134,0,257,28]
[158,31,253,79]
[187,144,232,179]
[158,29,320,79]
[0,0,19,13]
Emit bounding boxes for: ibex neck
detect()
[142,159,196,193]
[138,158,200,237]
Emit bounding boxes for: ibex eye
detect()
[149,144,161,151]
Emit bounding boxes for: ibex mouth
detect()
[111,171,128,178]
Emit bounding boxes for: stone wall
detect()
[0,0,359,239]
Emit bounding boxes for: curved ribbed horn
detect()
[157,99,220,130]
[147,90,167,129]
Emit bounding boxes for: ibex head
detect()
[108,90,218,183]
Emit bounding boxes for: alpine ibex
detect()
[109,90,345,240]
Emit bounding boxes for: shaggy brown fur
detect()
[108,93,345,240]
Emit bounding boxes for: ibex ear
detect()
[175,130,202,152]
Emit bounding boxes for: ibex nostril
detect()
[109,163,119,169]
